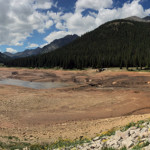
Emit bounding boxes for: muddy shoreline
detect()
[0,67,150,143]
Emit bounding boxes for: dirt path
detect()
[0,67,150,143]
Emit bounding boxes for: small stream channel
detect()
[0,78,68,89]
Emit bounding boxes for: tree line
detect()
[5,19,150,69]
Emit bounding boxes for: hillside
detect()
[0,52,10,63]
[5,17,150,69]
[4,47,42,59]
[41,34,79,54]
[125,16,150,22]
[4,34,79,59]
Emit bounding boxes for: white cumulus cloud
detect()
[33,1,53,10]
[76,0,113,12]
[27,43,39,48]
[52,0,150,36]
[44,31,72,43]
[6,48,17,53]
[0,0,54,46]
[0,0,150,49]
[95,0,150,26]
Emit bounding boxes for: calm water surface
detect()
[0,78,68,89]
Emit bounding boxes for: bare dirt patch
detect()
[0,67,150,143]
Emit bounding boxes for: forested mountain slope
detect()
[4,35,79,59]
[5,18,150,69]
[41,34,79,54]
[0,52,10,63]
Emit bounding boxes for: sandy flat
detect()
[0,67,150,143]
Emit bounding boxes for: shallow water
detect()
[0,78,68,89]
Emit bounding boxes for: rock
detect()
[129,130,135,135]
[61,120,150,150]
[141,127,148,133]
[82,143,89,147]
[122,137,134,148]
[120,131,129,139]
[23,147,28,150]
[112,143,120,149]
[77,145,83,149]
[130,126,137,130]
[115,130,123,137]
[143,122,148,126]
[93,136,100,141]
[130,132,138,139]
[112,82,117,85]
[90,144,97,149]
[106,139,116,146]
[144,144,150,150]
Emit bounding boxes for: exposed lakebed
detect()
[0,78,68,89]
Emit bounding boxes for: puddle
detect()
[0,78,68,89]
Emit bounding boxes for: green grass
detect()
[0,119,150,150]
[100,128,116,138]
[132,141,150,150]
[0,136,91,150]
[120,122,136,132]
[102,147,117,150]
[28,138,91,150]
[120,120,147,132]
[101,147,127,150]
[0,141,30,150]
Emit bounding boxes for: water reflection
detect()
[0,78,67,89]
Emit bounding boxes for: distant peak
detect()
[125,16,142,21]
[124,16,150,22]
[143,16,150,20]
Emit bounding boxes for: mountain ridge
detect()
[5,16,150,69]
[0,52,10,63]
[4,34,79,58]
[125,16,150,22]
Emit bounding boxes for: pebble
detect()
[72,120,150,150]
[21,120,150,150]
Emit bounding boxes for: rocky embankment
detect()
[55,120,150,150]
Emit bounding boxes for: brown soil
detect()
[0,67,150,144]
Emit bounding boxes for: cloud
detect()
[0,0,150,48]
[40,43,48,48]
[6,48,17,53]
[75,0,113,12]
[44,31,72,43]
[33,1,53,10]
[15,42,24,46]
[45,20,53,29]
[27,43,39,48]
[56,0,150,36]
[0,0,53,46]
[66,13,96,35]
[56,22,66,30]
[95,0,150,26]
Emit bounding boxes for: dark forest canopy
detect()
[5,19,150,69]
[0,52,10,63]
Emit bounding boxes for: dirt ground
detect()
[1,67,150,144]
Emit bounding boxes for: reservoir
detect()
[0,78,68,89]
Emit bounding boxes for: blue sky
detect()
[0,0,150,53]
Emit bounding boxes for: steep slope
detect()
[12,47,42,58]
[3,52,14,57]
[6,18,150,69]
[143,16,150,21]
[0,52,10,63]
[125,16,150,22]
[4,34,79,58]
[41,34,79,54]
[4,48,42,58]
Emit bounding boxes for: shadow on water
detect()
[0,78,68,89]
